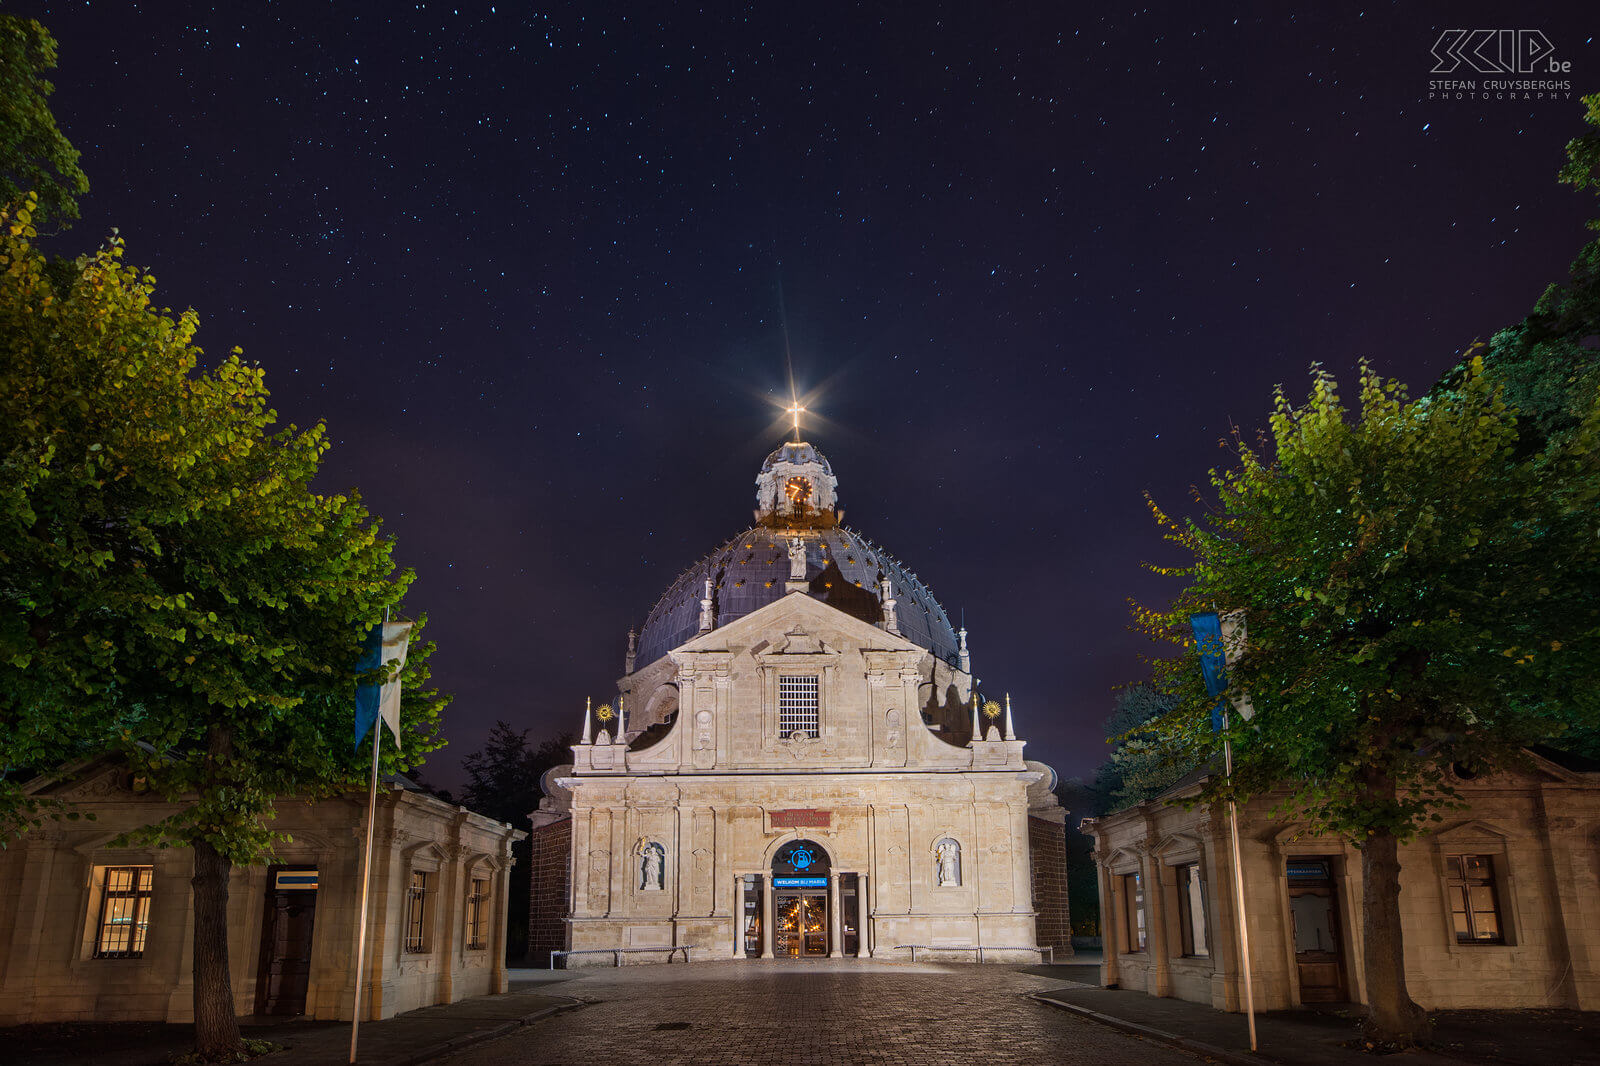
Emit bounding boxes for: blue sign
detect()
[773,877,827,888]
[787,845,817,870]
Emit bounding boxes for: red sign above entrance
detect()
[771,809,831,828]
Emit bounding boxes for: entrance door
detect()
[770,839,832,958]
[1287,858,1345,1003]
[774,890,829,957]
[255,867,319,1015]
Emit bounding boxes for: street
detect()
[435,959,1207,1066]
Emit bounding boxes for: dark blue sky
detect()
[20,1,1598,790]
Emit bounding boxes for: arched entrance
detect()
[771,839,831,957]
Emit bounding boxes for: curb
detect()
[391,996,588,1066]
[1029,990,1271,1066]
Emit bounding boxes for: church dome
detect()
[634,527,960,669]
[633,441,960,670]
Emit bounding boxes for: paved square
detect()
[438,960,1207,1066]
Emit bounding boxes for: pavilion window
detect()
[1176,863,1208,957]
[93,865,154,959]
[1447,854,1504,944]
[1122,871,1146,953]
[778,675,820,738]
[404,870,432,953]
[466,877,489,950]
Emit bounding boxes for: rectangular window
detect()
[404,870,431,953]
[466,877,489,950]
[94,866,154,958]
[1177,863,1209,957]
[778,675,820,739]
[1122,871,1146,953]
[1447,854,1503,944]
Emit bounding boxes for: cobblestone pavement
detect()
[436,960,1207,1066]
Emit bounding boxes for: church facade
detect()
[528,440,1069,964]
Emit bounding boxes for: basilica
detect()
[527,437,1070,964]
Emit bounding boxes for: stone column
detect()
[828,873,844,957]
[762,876,775,958]
[731,875,745,958]
[492,850,513,994]
[1140,841,1172,998]
[858,873,871,957]
[0,829,59,1021]
[1095,852,1121,988]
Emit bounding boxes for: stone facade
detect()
[1081,751,1600,1012]
[531,439,1068,965]
[0,760,523,1024]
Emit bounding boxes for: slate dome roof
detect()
[759,441,833,476]
[633,525,960,670]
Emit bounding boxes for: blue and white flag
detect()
[354,621,414,749]
[1189,611,1229,733]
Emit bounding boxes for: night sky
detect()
[17,1,1598,793]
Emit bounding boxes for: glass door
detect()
[773,890,828,956]
[800,894,828,956]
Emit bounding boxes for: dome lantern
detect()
[754,440,840,528]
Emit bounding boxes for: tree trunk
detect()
[191,722,243,1061]
[1359,827,1430,1046]
[191,836,243,1060]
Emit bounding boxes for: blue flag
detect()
[353,624,385,749]
[1189,611,1229,733]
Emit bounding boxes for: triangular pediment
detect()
[670,589,926,661]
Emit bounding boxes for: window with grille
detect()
[404,870,431,953]
[1447,855,1504,944]
[778,675,820,738]
[467,877,489,950]
[94,866,154,958]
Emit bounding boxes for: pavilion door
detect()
[255,867,319,1016]
[1287,858,1346,1003]
[774,890,828,957]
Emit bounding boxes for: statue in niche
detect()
[640,842,664,891]
[787,537,807,580]
[935,838,961,887]
[694,709,713,750]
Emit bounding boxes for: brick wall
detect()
[1029,815,1072,952]
[526,816,571,961]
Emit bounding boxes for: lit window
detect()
[1123,872,1146,953]
[94,866,154,959]
[467,877,489,950]
[778,675,820,738]
[1177,863,1208,957]
[1447,855,1503,944]
[405,870,431,953]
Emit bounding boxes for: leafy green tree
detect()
[0,201,446,1060]
[1100,683,1191,810]
[0,14,89,230]
[1438,92,1600,451]
[1136,356,1600,1045]
[460,723,573,958]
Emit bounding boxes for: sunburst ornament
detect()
[595,703,615,723]
[982,699,1002,720]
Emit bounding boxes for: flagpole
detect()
[349,711,382,1063]
[1223,712,1258,1052]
